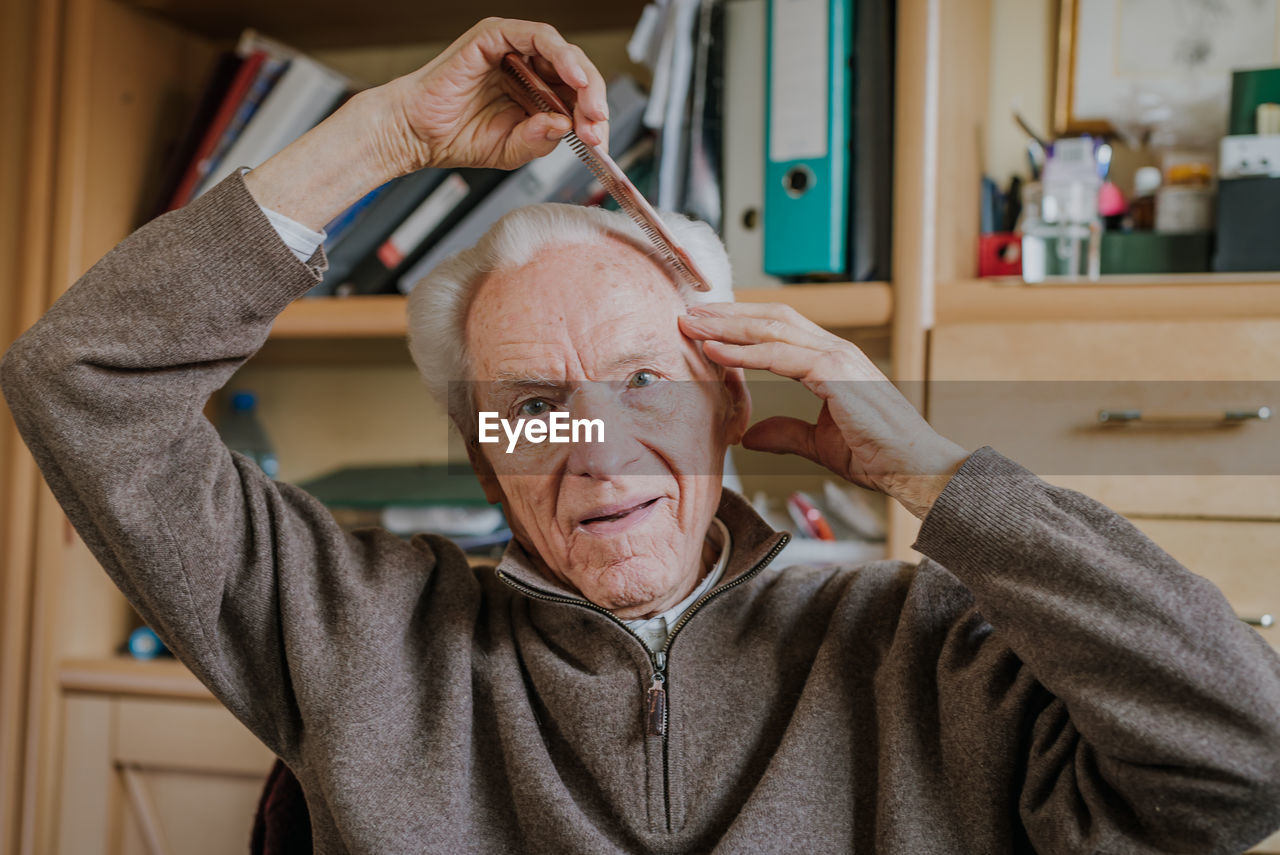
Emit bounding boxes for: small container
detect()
[1022,137,1103,282]
[1156,186,1216,233]
[1130,166,1163,231]
[128,626,169,660]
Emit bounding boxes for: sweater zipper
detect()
[496,531,790,827]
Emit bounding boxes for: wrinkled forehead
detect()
[464,238,691,382]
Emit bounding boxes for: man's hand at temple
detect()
[679,302,970,520]
[244,17,609,230]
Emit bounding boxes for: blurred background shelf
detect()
[938,274,1280,323]
[269,282,894,339]
[116,0,651,48]
[60,657,211,701]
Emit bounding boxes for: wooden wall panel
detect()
[24,2,219,852]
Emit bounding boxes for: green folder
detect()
[296,463,489,509]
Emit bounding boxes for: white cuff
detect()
[261,205,326,263]
[241,167,327,263]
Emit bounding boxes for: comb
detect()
[500,52,712,292]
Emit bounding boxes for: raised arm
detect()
[0,18,609,758]
[680,301,1280,851]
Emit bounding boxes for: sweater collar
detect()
[493,489,790,603]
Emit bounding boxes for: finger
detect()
[678,309,832,351]
[686,300,833,338]
[530,54,567,87]
[478,19,589,86]
[501,111,572,166]
[586,116,610,152]
[699,339,823,382]
[564,45,610,146]
[489,20,608,125]
[741,416,821,462]
[525,54,608,148]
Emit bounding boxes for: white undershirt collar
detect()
[622,517,731,653]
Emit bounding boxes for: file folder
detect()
[722,0,784,288]
[763,0,853,277]
[850,0,894,281]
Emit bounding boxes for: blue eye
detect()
[519,398,553,417]
[627,370,659,389]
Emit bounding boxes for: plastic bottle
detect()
[218,390,279,478]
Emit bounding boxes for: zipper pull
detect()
[645,650,667,738]
[646,672,666,737]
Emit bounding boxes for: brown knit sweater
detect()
[4,172,1280,854]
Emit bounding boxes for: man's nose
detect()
[564,393,648,480]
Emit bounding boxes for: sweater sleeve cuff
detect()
[183,170,330,317]
[910,446,1056,584]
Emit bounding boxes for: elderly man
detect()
[3,17,1279,855]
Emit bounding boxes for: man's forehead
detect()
[483,321,683,384]
[466,242,690,382]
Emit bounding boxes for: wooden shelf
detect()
[270,294,408,338]
[116,0,649,48]
[937,274,1280,324]
[60,656,213,701]
[736,282,893,329]
[270,282,894,340]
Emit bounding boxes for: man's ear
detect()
[462,433,506,505]
[720,365,752,446]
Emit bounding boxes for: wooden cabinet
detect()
[929,319,1280,630]
[930,317,1280,852]
[56,660,274,855]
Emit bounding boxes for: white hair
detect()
[405,203,735,434]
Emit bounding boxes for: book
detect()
[322,181,393,250]
[305,167,452,296]
[150,51,243,219]
[341,168,509,295]
[166,51,270,210]
[180,54,287,208]
[194,53,349,198]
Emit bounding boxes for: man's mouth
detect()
[578,497,661,531]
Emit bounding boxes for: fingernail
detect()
[573,64,589,86]
[686,306,713,316]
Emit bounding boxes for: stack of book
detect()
[154,30,656,298]
[156,31,351,214]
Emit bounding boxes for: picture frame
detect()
[1054,0,1280,137]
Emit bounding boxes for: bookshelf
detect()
[268,282,895,338]
[0,0,988,851]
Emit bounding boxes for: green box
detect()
[1230,67,1280,136]
[1100,231,1214,275]
[1034,232,1213,277]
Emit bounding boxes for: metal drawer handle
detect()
[1097,406,1272,426]
[1241,614,1274,629]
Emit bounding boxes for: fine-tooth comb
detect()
[500,52,712,292]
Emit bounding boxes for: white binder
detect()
[722,0,784,289]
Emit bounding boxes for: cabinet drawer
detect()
[1129,517,1279,652]
[930,320,1280,381]
[58,694,275,855]
[114,696,274,774]
[929,321,1280,519]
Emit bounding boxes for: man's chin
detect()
[576,558,676,616]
